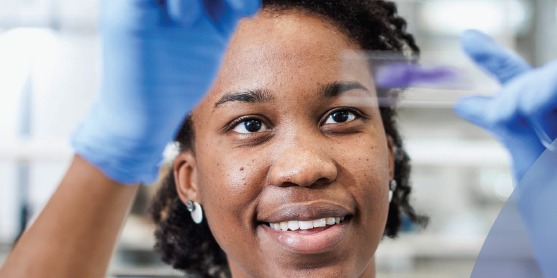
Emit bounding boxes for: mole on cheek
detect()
[240,167,244,171]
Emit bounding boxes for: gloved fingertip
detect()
[167,0,202,26]
[459,30,496,58]
[224,0,262,17]
[460,30,531,84]
[454,95,492,127]
[460,29,492,43]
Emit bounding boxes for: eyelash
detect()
[225,107,367,133]
[320,107,366,126]
[224,115,270,133]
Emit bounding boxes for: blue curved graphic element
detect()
[471,141,557,278]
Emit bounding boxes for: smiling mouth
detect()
[257,202,354,253]
[264,216,349,232]
[258,215,353,254]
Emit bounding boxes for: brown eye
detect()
[233,119,268,133]
[325,110,356,124]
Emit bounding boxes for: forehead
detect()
[207,11,362,100]
[228,11,356,63]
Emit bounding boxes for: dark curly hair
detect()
[150,1,428,277]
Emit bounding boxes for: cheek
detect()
[335,131,391,223]
[196,133,266,205]
[194,144,269,249]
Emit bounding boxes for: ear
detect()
[174,151,201,205]
[387,136,395,180]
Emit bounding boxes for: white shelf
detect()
[377,234,484,259]
[406,140,509,166]
[0,139,72,162]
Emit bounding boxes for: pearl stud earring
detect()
[186,200,203,224]
[389,180,397,203]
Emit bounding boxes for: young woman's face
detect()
[175,11,394,278]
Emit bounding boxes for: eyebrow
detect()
[214,89,274,107]
[213,81,370,108]
[320,81,370,98]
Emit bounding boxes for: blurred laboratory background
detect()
[0,0,556,277]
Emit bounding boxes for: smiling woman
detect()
[150,1,427,277]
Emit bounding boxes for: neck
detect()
[227,255,377,278]
[359,256,376,278]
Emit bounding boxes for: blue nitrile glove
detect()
[454,30,557,183]
[72,0,261,184]
[456,30,557,278]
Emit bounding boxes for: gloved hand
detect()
[454,30,557,183]
[456,30,557,278]
[72,0,261,184]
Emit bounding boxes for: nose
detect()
[269,138,338,187]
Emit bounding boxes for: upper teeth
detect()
[269,217,345,231]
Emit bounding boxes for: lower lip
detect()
[260,219,351,254]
